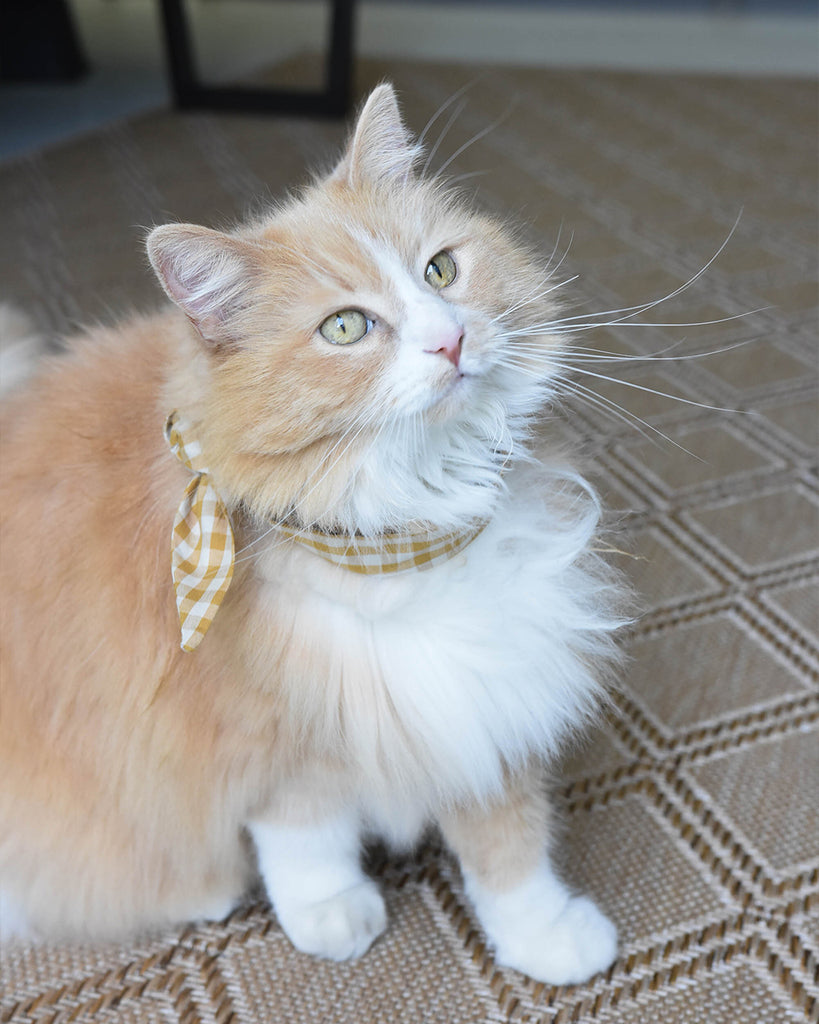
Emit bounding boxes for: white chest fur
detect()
[251,466,621,823]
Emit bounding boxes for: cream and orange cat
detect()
[0,85,624,984]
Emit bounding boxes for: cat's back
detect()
[0,310,183,703]
[1,310,174,473]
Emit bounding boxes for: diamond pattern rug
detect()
[0,59,817,1024]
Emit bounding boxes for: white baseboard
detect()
[358,2,819,77]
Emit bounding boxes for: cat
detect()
[0,83,626,985]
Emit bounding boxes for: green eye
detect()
[319,309,371,345]
[425,251,457,289]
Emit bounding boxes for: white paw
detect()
[277,879,387,961]
[466,860,618,986]
[492,893,617,985]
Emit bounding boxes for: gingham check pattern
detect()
[276,520,486,574]
[165,411,235,652]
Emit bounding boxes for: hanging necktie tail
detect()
[166,412,236,652]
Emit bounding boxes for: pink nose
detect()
[424,326,464,369]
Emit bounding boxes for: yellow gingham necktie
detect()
[165,412,235,652]
[165,413,487,651]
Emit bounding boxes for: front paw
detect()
[276,879,387,961]
[493,893,617,985]
[466,862,618,985]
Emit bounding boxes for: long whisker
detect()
[504,307,763,339]
[510,335,761,364]
[492,229,577,323]
[543,220,566,275]
[422,99,468,179]
[544,228,574,280]
[544,359,746,415]
[504,211,746,336]
[553,374,702,457]
[495,351,702,456]
[417,80,480,150]
[489,272,580,328]
[446,170,490,186]
[434,102,516,180]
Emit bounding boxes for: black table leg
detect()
[157,0,355,118]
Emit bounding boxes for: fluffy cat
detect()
[0,84,625,985]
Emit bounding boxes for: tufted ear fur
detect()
[146,224,259,347]
[331,83,420,187]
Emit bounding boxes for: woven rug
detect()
[0,58,817,1024]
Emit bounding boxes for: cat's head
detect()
[147,84,562,534]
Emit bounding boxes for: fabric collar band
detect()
[275,520,486,575]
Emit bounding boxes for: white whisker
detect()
[504,307,763,339]
[422,99,468,179]
[434,102,516,180]
[489,273,580,328]
[417,80,479,150]
[513,335,763,365]
[545,360,745,415]
[446,170,490,187]
[501,212,747,339]
[553,374,702,457]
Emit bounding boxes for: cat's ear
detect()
[331,83,419,187]
[146,224,258,347]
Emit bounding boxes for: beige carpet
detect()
[1,59,817,1023]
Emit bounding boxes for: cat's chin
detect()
[422,371,472,421]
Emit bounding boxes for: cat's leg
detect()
[248,811,386,961]
[0,887,36,942]
[439,764,617,985]
[190,895,241,925]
